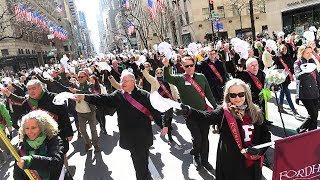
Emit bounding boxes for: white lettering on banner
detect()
[242,125,254,142]
[279,163,320,180]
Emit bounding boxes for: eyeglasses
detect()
[78,76,85,79]
[228,92,245,98]
[156,71,163,74]
[184,64,194,68]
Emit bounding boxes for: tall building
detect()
[266,0,320,35]
[0,0,69,72]
[105,0,121,51]
[78,11,87,29]
[97,0,108,53]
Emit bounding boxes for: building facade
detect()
[266,0,320,35]
[0,0,68,72]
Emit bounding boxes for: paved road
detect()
[0,81,318,179]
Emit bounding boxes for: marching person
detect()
[163,56,217,171]
[140,65,180,143]
[70,71,100,152]
[294,45,320,133]
[13,110,72,180]
[273,44,299,115]
[73,70,163,180]
[0,102,13,166]
[1,79,73,157]
[236,58,273,125]
[176,78,271,180]
[197,48,228,104]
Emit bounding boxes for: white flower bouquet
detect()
[265,69,288,85]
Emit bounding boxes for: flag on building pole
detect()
[127,20,134,36]
[123,0,130,9]
[157,0,165,13]
[148,0,157,21]
[56,3,63,13]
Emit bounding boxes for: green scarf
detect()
[26,133,47,150]
[28,91,45,107]
[258,46,264,54]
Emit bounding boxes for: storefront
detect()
[282,2,320,35]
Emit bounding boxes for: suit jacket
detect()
[84,87,162,150]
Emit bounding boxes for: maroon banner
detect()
[273,129,320,180]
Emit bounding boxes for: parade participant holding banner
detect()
[273,44,299,115]
[163,56,217,171]
[294,45,320,133]
[176,78,271,180]
[73,70,163,180]
[14,110,72,180]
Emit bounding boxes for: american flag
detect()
[26,9,33,22]
[148,0,157,21]
[123,0,130,9]
[157,0,165,13]
[127,20,134,36]
[56,3,63,13]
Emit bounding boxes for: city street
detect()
[0,81,318,180]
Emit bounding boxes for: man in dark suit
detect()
[197,48,228,104]
[75,71,163,180]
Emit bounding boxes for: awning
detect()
[281,0,320,12]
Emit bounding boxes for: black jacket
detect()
[9,92,73,153]
[294,58,320,99]
[85,87,162,150]
[13,136,65,180]
[273,53,294,87]
[187,107,271,180]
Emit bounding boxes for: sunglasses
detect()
[184,64,194,68]
[156,71,163,74]
[78,76,85,79]
[229,92,245,98]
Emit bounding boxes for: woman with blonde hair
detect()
[294,45,320,133]
[13,110,72,180]
[176,78,271,180]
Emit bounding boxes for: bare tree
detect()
[224,0,249,33]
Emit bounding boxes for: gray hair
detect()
[223,79,264,124]
[19,110,59,140]
[26,79,43,88]
[120,70,135,82]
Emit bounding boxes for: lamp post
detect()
[249,0,256,41]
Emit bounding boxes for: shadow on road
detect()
[83,151,113,180]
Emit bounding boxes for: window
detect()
[232,4,239,16]
[18,49,24,54]
[202,8,209,15]
[185,12,189,24]
[179,15,183,25]
[258,0,266,13]
[217,6,225,18]
[1,49,9,56]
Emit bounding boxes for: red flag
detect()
[273,129,320,180]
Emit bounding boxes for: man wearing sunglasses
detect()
[163,56,217,171]
[197,48,228,104]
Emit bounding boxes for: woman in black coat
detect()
[14,110,71,180]
[294,45,320,133]
[176,78,271,180]
[273,44,298,115]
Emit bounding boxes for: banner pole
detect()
[273,89,288,137]
[0,128,35,180]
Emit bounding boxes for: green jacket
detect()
[163,67,217,110]
[0,102,12,130]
